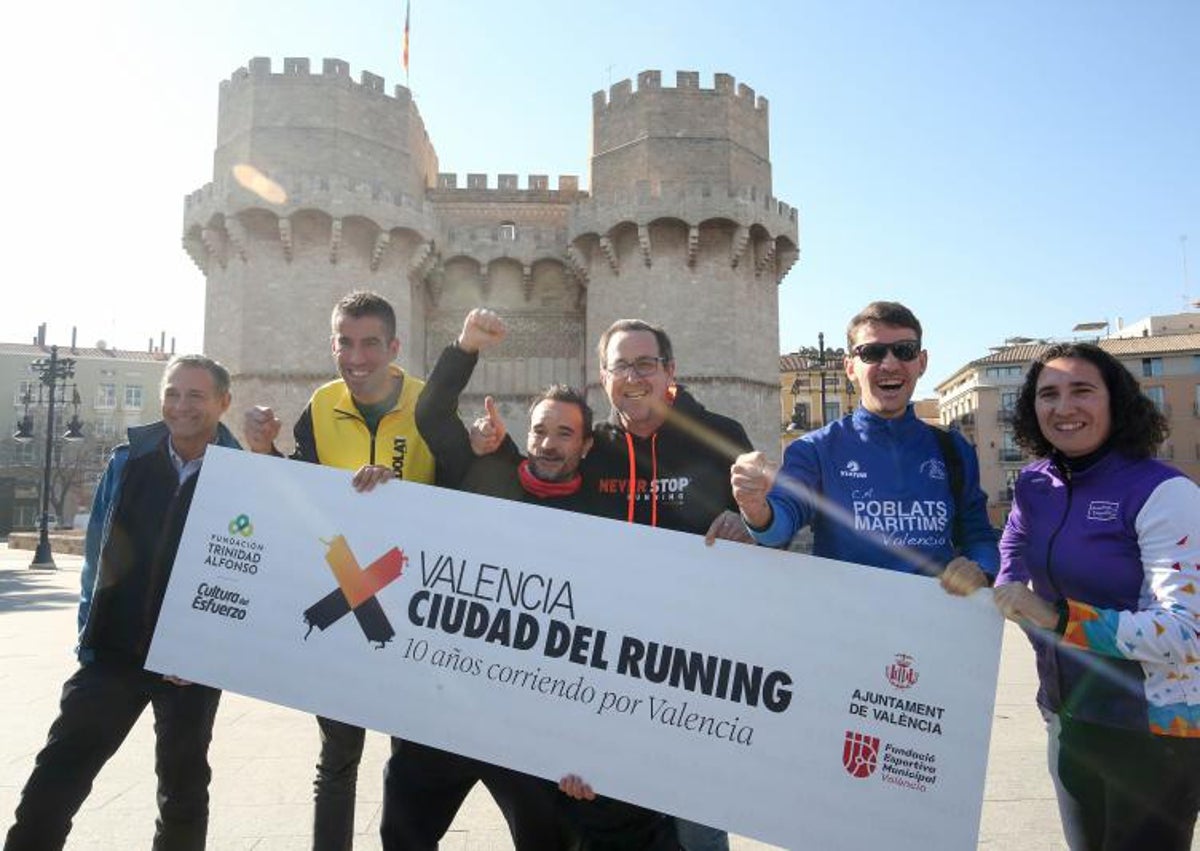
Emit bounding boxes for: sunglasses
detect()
[852,340,921,364]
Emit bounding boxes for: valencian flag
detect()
[402,0,410,75]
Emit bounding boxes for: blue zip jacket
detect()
[751,405,998,577]
[77,420,241,647]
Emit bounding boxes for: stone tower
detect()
[183,59,797,453]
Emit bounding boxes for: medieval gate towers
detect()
[183,58,798,451]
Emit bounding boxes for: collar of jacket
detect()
[1041,448,1125,484]
[124,420,242,460]
[850,403,921,435]
[331,363,409,420]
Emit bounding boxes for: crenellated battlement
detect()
[571,180,797,246]
[184,171,430,214]
[592,69,768,114]
[430,173,584,197]
[220,56,414,104]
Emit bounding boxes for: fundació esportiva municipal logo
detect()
[843,730,880,779]
[303,535,407,649]
[228,514,254,537]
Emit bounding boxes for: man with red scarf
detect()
[369,307,584,851]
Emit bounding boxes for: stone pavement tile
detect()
[978,800,1068,850]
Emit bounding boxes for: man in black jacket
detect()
[374,307,586,851]
[582,319,753,851]
[586,319,753,549]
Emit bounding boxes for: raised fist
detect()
[243,406,282,454]
[457,308,508,354]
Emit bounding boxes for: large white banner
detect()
[147,447,1003,849]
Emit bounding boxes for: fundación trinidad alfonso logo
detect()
[303,535,408,649]
[843,730,881,779]
[228,514,254,537]
[886,653,919,690]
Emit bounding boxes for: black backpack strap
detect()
[929,425,964,550]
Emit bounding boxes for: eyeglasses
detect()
[604,356,668,378]
[852,340,921,364]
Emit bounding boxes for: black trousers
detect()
[4,660,221,851]
[312,716,402,851]
[379,741,570,851]
[1059,716,1200,851]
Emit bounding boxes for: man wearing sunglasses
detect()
[731,301,997,594]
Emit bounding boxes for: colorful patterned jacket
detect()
[998,451,1200,737]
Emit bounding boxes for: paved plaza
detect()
[1,543,1080,850]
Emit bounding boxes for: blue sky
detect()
[5,0,1196,394]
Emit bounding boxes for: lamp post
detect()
[818,332,828,427]
[12,345,83,570]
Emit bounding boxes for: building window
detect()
[124,384,143,409]
[95,383,116,409]
[1000,391,1017,412]
[14,440,37,464]
[1142,358,1163,378]
[1144,385,1166,412]
[822,401,841,425]
[789,402,809,431]
[1000,431,1022,462]
[986,365,1022,379]
[14,379,37,407]
[498,222,517,241]
[1004,469,1020,501]
[1194,384,1200,416]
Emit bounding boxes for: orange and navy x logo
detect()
[303,535,407,648]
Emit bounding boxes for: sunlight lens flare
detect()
[232,164,287,205]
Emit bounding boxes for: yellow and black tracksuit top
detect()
[290,364,437,484]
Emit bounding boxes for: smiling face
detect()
[1034,357,1113,457]
[526,399,592,482]
[331,313,400,405]
[845,322,927,419]
[161,364,230,459]
[600,329,676,436]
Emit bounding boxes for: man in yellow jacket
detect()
[243,290,438,851]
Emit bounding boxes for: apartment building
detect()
[936,318,1200,525]
[1,333,172,534]
[778,346,856,446]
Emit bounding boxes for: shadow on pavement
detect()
[0,571,79,613]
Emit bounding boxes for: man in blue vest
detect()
[5,355,239,851]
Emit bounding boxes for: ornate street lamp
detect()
[12,345,83,569]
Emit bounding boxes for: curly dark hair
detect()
[1011,342,1168,459]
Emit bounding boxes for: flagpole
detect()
[402,0,411,87]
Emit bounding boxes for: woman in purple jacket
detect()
[994,342,1200,851]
